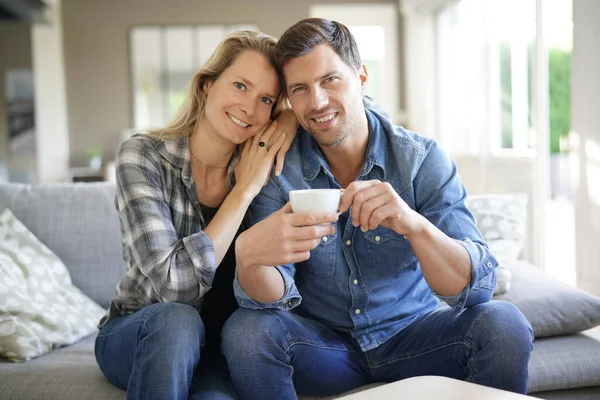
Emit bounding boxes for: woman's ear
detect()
[203,80,212,95]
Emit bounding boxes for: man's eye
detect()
[324,77,337,84]
[234,82,247,91]
[291,86,304,94]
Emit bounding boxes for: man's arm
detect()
[339,141,496,309]
[234,177,338,308]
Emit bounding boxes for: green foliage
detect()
[499,43,571,153]
[549,48,571,153]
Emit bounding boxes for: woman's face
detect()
[202,50,279,145]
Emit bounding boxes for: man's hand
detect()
[338,180,425,237]
[236,202,338,269]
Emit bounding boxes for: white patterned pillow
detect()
[465,193,528,295]
[0,209,105,362]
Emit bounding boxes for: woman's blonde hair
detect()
[147,30,279,138]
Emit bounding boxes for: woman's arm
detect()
[116,137,217,304]
[203,121,286,266]
[272,108,299,176]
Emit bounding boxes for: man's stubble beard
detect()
[310,112,358,148]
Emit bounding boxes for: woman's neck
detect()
[189,119,236,172]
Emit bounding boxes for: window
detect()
[130,24,258,130]
[310,3,401,124]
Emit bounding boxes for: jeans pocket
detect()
[364,227,416,271]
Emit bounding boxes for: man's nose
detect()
[309,87,328,111]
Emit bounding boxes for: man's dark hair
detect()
[274,18,362,88]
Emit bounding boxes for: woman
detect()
[94,31,297,400]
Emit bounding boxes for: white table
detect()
[338,376,534,399]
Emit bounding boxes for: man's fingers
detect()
[339,180,380,213]
[350,185,383,230]
[291,225,336,241]
[279,202,293,214]
[288,211,338,227]
[359,195,389,231]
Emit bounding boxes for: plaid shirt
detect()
[99,133,241,327]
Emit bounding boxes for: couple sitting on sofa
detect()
[95,18,534,400]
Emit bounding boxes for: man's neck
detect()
[320,113,369,188]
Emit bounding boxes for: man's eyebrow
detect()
[287,70,339,91]
[235,76,277,99]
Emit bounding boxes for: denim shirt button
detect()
[322,236,329,242]
[374,236,381,242]
[487,261,492,267]
[346,240,352,246]
[353,279,358,285]
[354,309,361,315]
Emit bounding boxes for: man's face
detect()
[283,44,367,148]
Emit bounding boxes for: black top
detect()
[198,203,240,350]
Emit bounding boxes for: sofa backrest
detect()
[0,182,124,309]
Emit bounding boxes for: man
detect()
[222,18,533,400]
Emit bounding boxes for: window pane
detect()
[131,27,163,130]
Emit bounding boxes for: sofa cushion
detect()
[0,209,106,362]
[495,261,600,337]
[0,334,126,399]
[528,332,600,393]
[465,193,528,295]
[0,183,124,309]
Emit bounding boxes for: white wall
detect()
[32,0,69,182]
[571,0,600,296]
[61,0,398,166]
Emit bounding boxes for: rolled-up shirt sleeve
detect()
[233,265,302,310]
[116,137,216,305]
[414,140,498,311]
[233,174,302,310]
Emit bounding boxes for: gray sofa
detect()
[1,182,600,400]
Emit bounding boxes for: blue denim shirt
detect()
[234,109,497,351]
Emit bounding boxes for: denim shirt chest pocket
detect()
[301,228,338,277]
[364,227,416,271]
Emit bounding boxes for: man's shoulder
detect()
[368,108,433,153]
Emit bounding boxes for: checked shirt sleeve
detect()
[115,137,216,305]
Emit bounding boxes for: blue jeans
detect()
[222,300,533,400]
[95,303,237,400]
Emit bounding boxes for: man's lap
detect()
[224,300,529,393]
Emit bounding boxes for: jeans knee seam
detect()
[372,340,477,369]
[465,304,504,341]
[286,340,356,353]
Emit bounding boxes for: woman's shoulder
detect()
[116,133,163,165]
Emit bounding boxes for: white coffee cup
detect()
[289,189,341,214]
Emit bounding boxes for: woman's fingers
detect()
[257,120,278,148]
[268,131,287,157]
[274,131,294,176]
[251,120,274,148]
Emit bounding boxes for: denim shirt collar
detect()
[301,108,388,183]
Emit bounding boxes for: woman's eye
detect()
[234,82,246,91]
[260,97,273,105]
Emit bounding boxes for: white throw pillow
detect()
[0,209,105,362]
[465,193,528,295]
